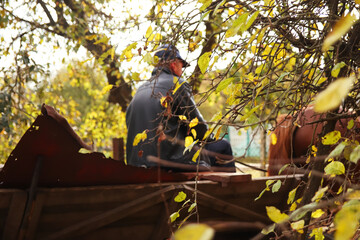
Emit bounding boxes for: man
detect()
[126,44,235,171]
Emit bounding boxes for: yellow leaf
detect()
[133,130,148,146]
[314,77,354,113]
[178,115,187,121]
[347,119,354,129]
[145,25,153,39]
[191,129,197,139]
[170,211,180,223]
[348,190,360,199]
[210,112,222,122]
[198,52,211,74]
[323,14,357,52]
[192,149,200,162]
[266,206,289,223]
[173,76,179,84]
[334,200,360,240]
[321,130,341,145]
[214,126,222,140]
[121,42,138,62]
[185,136,194,148]
[189,117,199,128]
[271,133,277,145]
[173,224,214,240]
[309,228,324,240]
[154,33,162,43]
[290,202,297,212]
[202,127,214,140]
[173,81,185,94]
[160,97,168,108]
[101,85,113,94]
[337,185,343,194]
[174,191,187,202]
[291,220,304,234]
[311,209,325,218]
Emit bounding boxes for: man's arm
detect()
[173,82,208,140]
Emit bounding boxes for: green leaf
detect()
[347,119,354,130]
[214,0,226,13]
[349,145,360,164]
[311,186,329,202]
[272,180,281,193]
[225,12,250,38]
[276,72,289,85]
[174,191,187,202]
[287,187,297,205]
[331,62,346,78]
[199,0,212,12]
[323,13,357,52]
[255,188,267,201]
[188,202,197,212]
[326,142,347,161]
[198,52,211,74]
[173,224,214,240]
[215,77,234,93]
[261,223,275,235]
[243,11,260,32]
[143,52,153,64]
[321,130,341,145]
[255,180,275,201]
[324,161,345,175]
[314,77,355,113]
[266,206,289,223]
[239,105,260,121]
[182,199,190,207]
[266,179,275,187]
[290,202,318,221]
[170,211,180,223]
[279,163,290,174]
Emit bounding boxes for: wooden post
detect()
[17,155,43,240]
[112,138,124,161]
[260,128,267,176]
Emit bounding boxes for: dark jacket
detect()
[126,67,209,167]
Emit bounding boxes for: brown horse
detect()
[267,106,360,176]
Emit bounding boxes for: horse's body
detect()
[267,106,360,176]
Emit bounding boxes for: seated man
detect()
[126,44,235,171]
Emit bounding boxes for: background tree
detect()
[0,60,126,162]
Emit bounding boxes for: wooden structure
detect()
[0,105,303,239]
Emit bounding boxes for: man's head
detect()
[154,44,189,76]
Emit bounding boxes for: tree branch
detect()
[37,0,56,25]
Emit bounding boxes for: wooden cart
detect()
[0,106,302,239]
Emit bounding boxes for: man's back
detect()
[126,67,207,167]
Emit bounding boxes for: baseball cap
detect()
[154,44,190,67]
